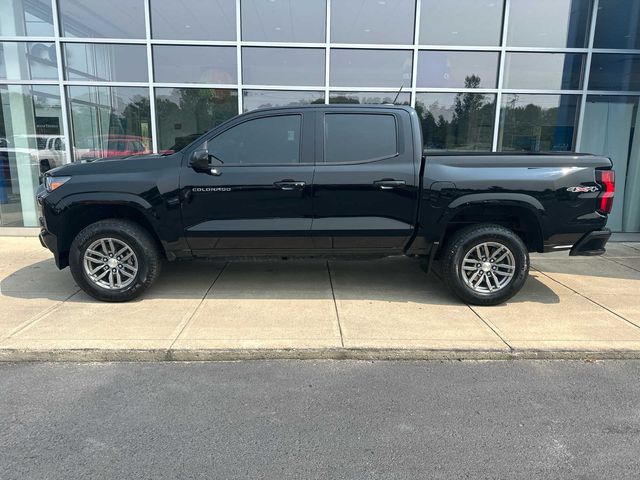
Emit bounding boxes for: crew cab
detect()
[36,105,615,305]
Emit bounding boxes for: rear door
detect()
[312,108,418,252]
[180,110,314,254]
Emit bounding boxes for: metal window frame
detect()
[0,0,639,157]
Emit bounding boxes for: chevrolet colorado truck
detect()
[36,105,615,305]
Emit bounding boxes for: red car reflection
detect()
[80,136,151,161]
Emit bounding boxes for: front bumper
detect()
[569,229,611,256]
[39,228,67,268]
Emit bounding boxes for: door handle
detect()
[274,180,306,190]
[374,179,406,190]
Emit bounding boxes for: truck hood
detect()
[47,153,173,177]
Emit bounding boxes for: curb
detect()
[3,348,640,362]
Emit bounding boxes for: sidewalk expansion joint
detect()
[604,256,640,274]
[168,262,229,350]
[326,261,344,348]
[4,288,81,339]
[533,267,640,331]
[467,305,514,351]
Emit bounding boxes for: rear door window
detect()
[324,113,397,163]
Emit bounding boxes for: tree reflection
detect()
[416,75,495,151]
[155,88,238,151]
[499,94,578,151]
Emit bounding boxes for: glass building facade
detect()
[1,0,639,232]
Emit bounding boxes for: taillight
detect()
[596,169,615,214]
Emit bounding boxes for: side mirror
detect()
[189,149,210,172]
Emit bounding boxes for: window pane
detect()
[417,51,498,88]
[63,43,147,82]
[589,54,640,91]
[242,0,325,42]
[415,92,495,151]
[324,114,397,163]
[504,53,585,90]
[207,115,302,165]
[0,85,66,226]
[594,0,640,49]
[59,0,145,38]
[0,42,58,80]
[0,0,54,36]
[419,0,503,46]
[331,0,415,44]
[499,94,580,152]
[243,90,324,112]
[507,0,592,47]
[580,95,640,232]
[330,49,412,88]
[153,46,237,84]
[242,48,324,86]
[329,91,410,105]
[155,88,238,152]
[67,86,152,161]
[151,0,236,40]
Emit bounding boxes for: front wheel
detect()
[440,224,529,306]
[69,219,162,302]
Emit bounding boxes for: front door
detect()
[180,110,314,255]
[312,108,419,252]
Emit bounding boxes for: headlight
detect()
[45,176,71,192]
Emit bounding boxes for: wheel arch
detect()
[53,196,166,268]
[437,200,545,257]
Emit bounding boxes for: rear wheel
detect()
[440,224,529,306]
[69,219,161,302]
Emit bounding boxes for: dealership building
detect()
[1,0,639,232]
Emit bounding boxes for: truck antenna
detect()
[392,85,403,104]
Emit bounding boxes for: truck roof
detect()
[245,104,415,115]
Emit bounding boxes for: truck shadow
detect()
[1,256,562,305]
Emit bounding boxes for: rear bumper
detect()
[569,229,611,256]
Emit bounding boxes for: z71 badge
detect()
[566,186,599,193]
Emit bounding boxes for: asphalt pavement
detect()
[2,360,640,479]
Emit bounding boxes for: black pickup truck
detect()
[37,105,615,305]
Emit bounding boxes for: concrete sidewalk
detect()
[1,236,640,361]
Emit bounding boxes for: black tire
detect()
[440,224,529,306]
[69,219,161,302]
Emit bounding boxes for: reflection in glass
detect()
[0,85,66,226]
[63,43,147,82]
[503,53,585,90]
[581,95,640,232]
[329,91,410,105]
[589,54,640,91]
[331,0,415,44]
[330,49,412,88]
[207,115,302,165]
[67,86,151,162]
[243,90,324,112]
[59,0,145,38]
[417,51,499,88]
[415,92,495,151]
[499,94,580,152]
[507,0,591,47]
[419,0,503,46]
[155,88,238,152]
[242,48,325,86]
[151,0,236,40]
[594,0,640,50]
[0,42,58,80]
[153,46,237,84]
[242,0,325,42]
[0,0,54,36]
